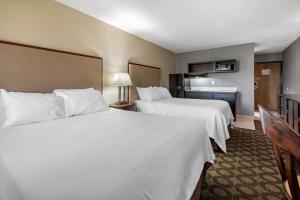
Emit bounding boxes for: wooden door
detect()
[254,62,281,111]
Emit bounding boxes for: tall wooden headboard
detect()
[128,62,161,101]
[0,40,103,93]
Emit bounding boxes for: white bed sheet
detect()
[136,98,234,152]
[0,109,215,200]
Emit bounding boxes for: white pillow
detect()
[153,87,172,99]
[0,90,66,127]
[136,87,162,101]
[136,87,150,100]
[54,88,107,117]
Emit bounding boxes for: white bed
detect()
[136,97,234,152]
[0,109,215,200]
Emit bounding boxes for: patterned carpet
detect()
[202,121,283,200]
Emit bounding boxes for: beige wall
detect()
[0,0,176,103]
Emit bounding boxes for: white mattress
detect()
[136,98,234,152]
[0,109,215,200]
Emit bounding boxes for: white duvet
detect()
[0,109,215,200]
[136,98,234,152]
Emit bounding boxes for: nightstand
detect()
[109,102,136,111]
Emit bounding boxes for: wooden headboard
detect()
[128,62,161,101]
[0,41,103,93]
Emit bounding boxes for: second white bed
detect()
[136,97,234,152]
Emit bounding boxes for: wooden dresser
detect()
[278,94,300,133]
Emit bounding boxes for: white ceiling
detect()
[57,0,300,54]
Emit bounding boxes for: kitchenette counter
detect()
[185,87,238,93]
[184,88,237,119]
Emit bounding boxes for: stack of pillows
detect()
[0,88,107,128]
[136,86,172,101]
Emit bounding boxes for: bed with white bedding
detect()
[0,109,215,200]
[136,97,234,152]
[0,42,215,200]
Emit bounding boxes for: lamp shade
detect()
[112,73,132,86]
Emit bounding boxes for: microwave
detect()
[215,60,237,72]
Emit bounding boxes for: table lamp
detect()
[112,73,132,104]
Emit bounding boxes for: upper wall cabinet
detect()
[188,59,237,74]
